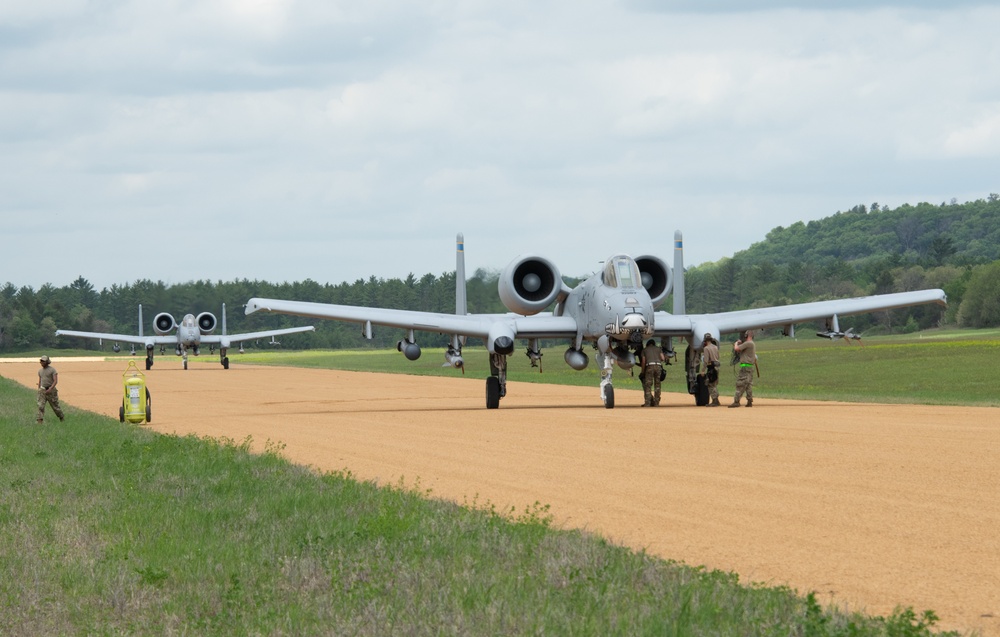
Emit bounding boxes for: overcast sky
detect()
[3,0,998,292]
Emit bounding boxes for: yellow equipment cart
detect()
[120,360,151,424]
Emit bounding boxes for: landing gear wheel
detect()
[602,385,615,409]
[145,357,153,370]
[486,376,501,409]
[119,405,125,423]
[222,357,229,370]
[183,359,188,370]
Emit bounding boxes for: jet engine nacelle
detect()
[498,255,565,316]
[153,313,176,335]
[634,255,673,307]
[196,312,217,334]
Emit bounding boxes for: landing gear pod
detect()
[120,360,151,425]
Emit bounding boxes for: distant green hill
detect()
[737,196,1000,268]
[681,195,1000,329]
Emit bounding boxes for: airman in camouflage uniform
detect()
[640,339,665,407]
[701,333,721,406]
[37,355,65,423]
[729,331,756,408]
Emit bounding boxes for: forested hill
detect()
[677,194,1000,331]
[735,196,1000,268]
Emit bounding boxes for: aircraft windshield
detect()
[603,255,641,289]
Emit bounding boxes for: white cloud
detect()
[1,1,998,290]
[943,112,1000,158]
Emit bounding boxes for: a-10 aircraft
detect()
[55,304,315,370]
[244,232,947,408]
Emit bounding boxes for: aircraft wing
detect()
[200,325,316,344]
[245,298,580,340]
[54,330,176,346]
[679,289,948,336]
[248,288,946,344]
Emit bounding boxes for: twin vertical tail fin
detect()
[455,233,467,317]
[672,230,686,315]
[444,233,467,372]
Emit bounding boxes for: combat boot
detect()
[728,401,741,408]
[746,399,753,408]
[709,397,721,407]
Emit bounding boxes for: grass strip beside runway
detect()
[0,377,961,636]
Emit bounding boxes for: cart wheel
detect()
[119,405,125,423]
[145,388,152,423]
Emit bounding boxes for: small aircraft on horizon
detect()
[55,304,315,370]
[244,231,946,409]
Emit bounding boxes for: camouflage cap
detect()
[39,355,51,363]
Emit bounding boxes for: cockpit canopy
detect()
[602,255,642,289]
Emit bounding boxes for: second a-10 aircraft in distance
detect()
[56,304,314,370]
[245,232,946,409]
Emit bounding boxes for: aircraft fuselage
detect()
[564,281,654,344]
[177,314,203,348]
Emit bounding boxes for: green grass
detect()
[0,375,968,635]
[236,328,1000,407]
[26,327,1000,405]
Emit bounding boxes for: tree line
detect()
[0,270,510,353]
[2,195,998,354]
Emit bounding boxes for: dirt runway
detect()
[5,358,998,635]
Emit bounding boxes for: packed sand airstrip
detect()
[3,357,997,635]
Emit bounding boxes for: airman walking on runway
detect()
[37,355,65,424]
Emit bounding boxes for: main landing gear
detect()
[486,353,507,409]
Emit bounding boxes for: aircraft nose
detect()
[620,314,648,329]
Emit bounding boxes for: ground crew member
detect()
[640,339,665,407]
[701,333,721,406]
[730,330,756,408]
[37,355,65,424]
